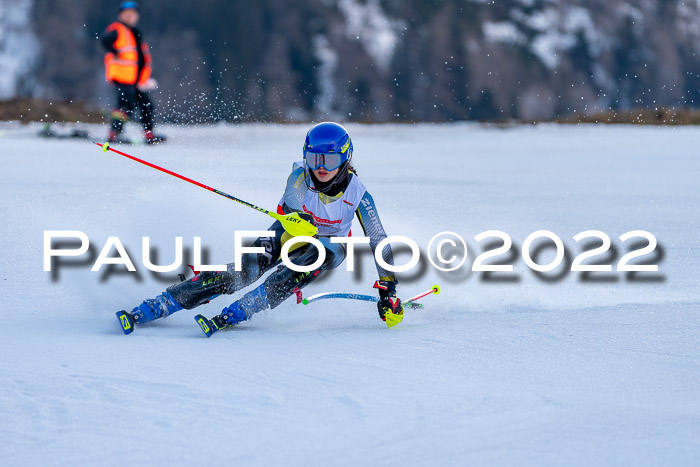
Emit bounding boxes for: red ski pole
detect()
[95,142,317,237]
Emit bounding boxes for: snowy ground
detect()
[1,122,698,466]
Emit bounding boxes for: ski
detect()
[110,138,145,146]
[38,123,153,146]
[104,135,151,146]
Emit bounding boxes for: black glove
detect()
[297,212,316,226]
[373,280,403,322]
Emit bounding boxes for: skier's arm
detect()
[355,191,396,282]
[101,28,119,54]
[278,165,307,214]
[356,191,404,323]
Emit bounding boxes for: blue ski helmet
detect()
[119,1,139,12]
[303,122,354,193]
[303,122,353,170]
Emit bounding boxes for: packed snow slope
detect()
[1,122,698,466]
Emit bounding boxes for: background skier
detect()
[101,1,165,144]
[116,122,404,336]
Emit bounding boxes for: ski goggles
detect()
[304,152,348,171]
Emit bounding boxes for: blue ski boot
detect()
[194,283,270,337]
[116,291,184,335]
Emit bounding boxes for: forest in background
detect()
[3,0,700,123]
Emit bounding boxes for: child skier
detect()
[116,122,404,336]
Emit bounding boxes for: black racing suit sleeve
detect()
[356,190,396,282]
[101,29,119,54]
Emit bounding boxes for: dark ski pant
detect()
[167,221,347,313]
[111,82,155,134]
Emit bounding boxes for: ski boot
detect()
[107,129,134,145]
[195,283,269,337]
[144,130,167,145]
[115,291,183,335]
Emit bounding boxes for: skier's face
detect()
[118,9,140,27]
[312,167,339,183]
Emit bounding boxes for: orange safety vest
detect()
[104,22,152,85]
